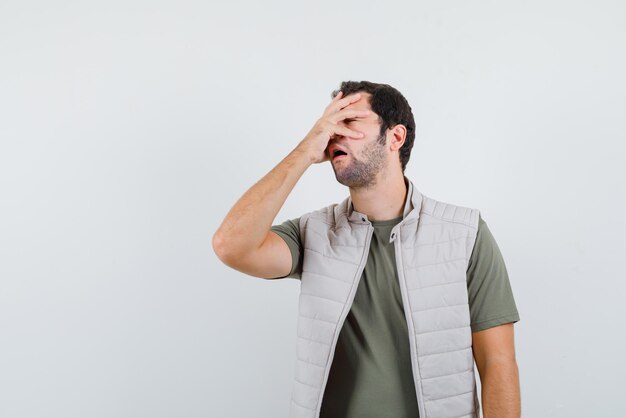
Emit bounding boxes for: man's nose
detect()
[331,129,348,141]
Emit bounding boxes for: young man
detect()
[213,81,521,418]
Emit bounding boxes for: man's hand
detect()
[296,91,371,164]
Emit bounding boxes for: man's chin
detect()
[332,171,353,187]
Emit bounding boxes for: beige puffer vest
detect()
[289,177,481,418]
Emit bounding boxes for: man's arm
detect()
[212,147,311,278]
[212,91,371,278]
[472,323,521,418]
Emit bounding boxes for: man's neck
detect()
[349,171,408,222]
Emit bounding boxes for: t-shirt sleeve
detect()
[270,217,303,280]
[466,214,520,332]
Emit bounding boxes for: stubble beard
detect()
[332,134,387,190]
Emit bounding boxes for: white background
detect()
[1,1,625,417]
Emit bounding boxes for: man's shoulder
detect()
[419,192,481,230]
[300,198,349,226]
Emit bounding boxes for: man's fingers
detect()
[336,92,362,111]
[325,92,362,115]
[326,91,343,108]
[334,126,364,138]
[329,108,371,124]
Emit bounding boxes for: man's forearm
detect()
[212,146,312,259]
[481,360,521,418]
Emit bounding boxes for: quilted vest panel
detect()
[289,178,481,418]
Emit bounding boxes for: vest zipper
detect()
[314,223,374,417]
[393,228,427,418]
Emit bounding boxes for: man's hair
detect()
[331,81,416,172]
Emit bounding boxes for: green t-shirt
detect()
[271,214,519,418]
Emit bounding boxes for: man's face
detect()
[326,92,388,189]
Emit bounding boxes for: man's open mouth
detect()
[332,149,348,160]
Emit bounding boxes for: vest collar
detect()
[341,176,423,226]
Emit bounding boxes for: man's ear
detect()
[388,124,407,151]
